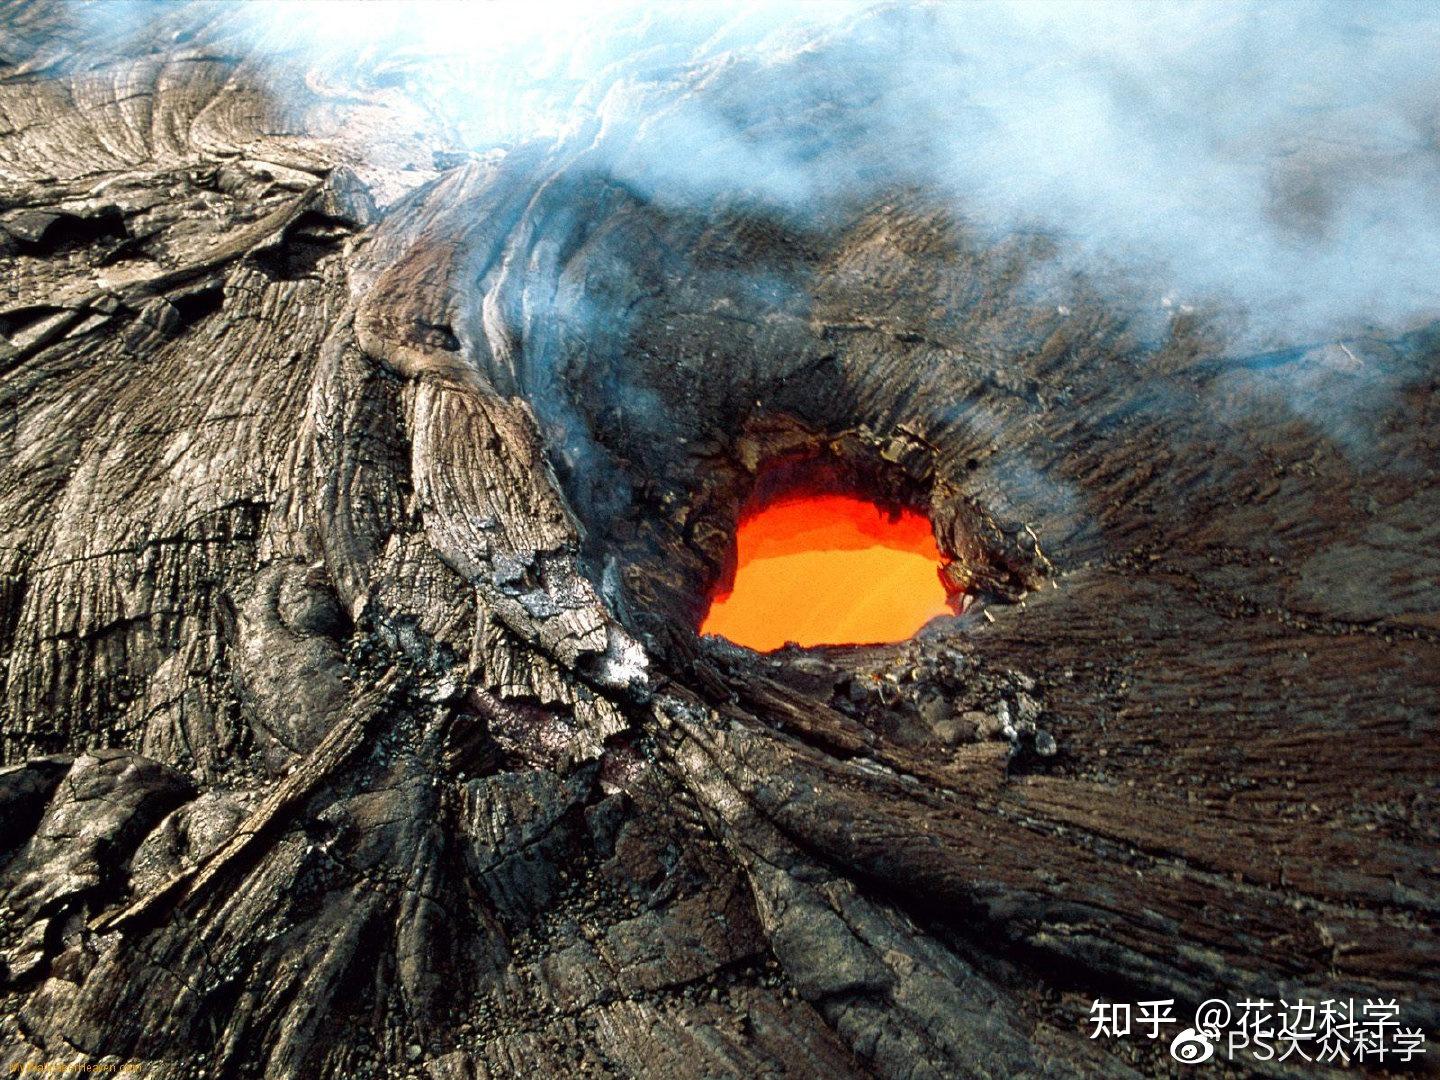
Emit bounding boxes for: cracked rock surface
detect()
[1,4,1437,1078]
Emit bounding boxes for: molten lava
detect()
[700,493,952,651]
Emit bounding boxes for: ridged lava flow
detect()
[700,493,951,651]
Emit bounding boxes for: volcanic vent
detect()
[701,492,954,651]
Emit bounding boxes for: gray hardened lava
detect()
[0,3,1437,1079]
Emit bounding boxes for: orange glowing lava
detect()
[700,493,953,651]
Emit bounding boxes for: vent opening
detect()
[700,492,956,651]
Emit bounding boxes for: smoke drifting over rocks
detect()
[67,0,1440,512]
[85,0,1440,346]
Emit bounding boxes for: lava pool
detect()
[700,493,953,651]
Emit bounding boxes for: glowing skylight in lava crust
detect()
[700,493,952,652]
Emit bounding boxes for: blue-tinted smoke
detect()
[79,1,1440,343]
